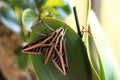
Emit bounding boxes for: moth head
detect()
[55,28,65,36]
[56,27,64,32]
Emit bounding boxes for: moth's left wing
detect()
[22,34,54,54]
[22,28,62,55]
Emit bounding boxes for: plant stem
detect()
[73,6,82,38]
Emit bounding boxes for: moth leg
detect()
[81,26,91,37]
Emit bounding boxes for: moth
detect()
[22,27,68,75]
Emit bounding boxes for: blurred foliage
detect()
[0,0,71,33]
[87,10,120,80]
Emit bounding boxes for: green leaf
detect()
[44,7,59,15]
[34,0,47,9]
[89,10,120,80]
[86,35,101,80]
[99,55,105,80]
[22,9,38,31]
[29,17,91,80]
[17,52,30,70]
[43,0,65,8]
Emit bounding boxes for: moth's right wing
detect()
[52,35,68,75]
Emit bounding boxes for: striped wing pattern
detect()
[22,28,68,75]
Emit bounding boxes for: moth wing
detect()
[22,34,54,54]
[44,47,55,64]
[52,37,68,75]
[62,39,68,67]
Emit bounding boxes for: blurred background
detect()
[0,0,120,80]
[69,0,120,70]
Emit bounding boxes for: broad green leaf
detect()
[22,9,38,31]
[17,51,30,70]
[86,35,101,80]
[89,10,120,80]
[84,1,104,80]
[29,17,91,80]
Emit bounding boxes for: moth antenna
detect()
[34,31,47,36]
[60,25,64,27]
[64,39,66,43]
[43,22,54,31]
[59,25,66,36]
[64,27,68,35]
[34,20,43,27]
